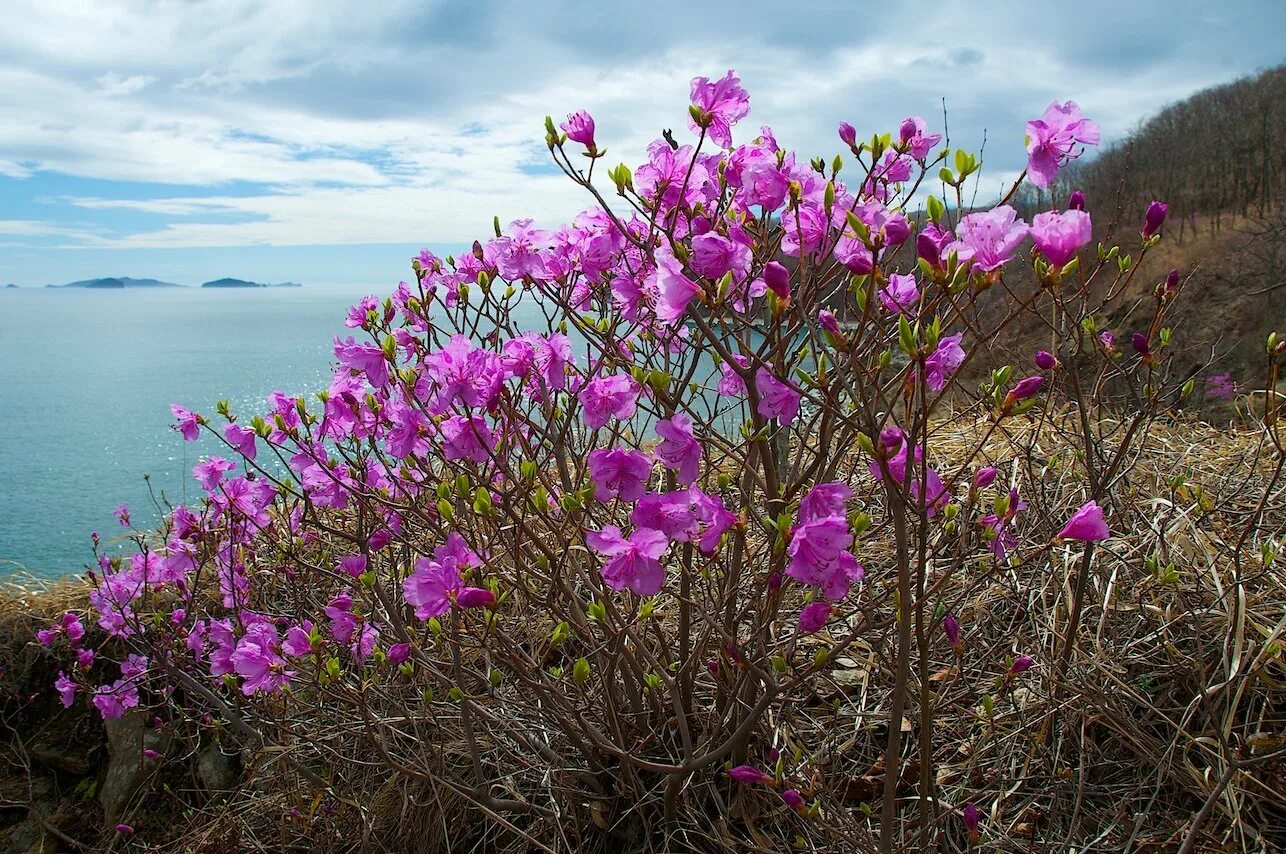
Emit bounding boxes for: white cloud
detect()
[1,0,1281,252]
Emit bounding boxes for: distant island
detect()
[201,278,303,288]
[3,283,17,289]
[45,277,183,289]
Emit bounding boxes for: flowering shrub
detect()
[36,70,1283,849]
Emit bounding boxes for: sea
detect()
[0,284,388,579]
[0,283,747,580]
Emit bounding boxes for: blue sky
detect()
[1,0,1282,287]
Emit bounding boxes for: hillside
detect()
[991,67,1285,395]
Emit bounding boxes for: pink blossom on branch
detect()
[1025,100,1100,188]
[688,70,750,149]
[586,525,670,596]
[1030,209,1092,268]
[1057,501,1111,541]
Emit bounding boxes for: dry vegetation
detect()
[3,414,1282,852]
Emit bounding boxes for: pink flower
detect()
[232,623,292,695]
[924,333,966,392]
[780,789,806,813]
[880,273,920,314]
[1025,100,1100,188]
[718,354,748,396]
[171,404,200,441]
[282,623,314,657]
[691,489,735,554]
[787,483,864,600]
[194,456,235,491]
[586,525,669,596]
[688,70,750,149]
[952,206,1029,273]
[336,555,367,578]
[1030,209,1092,268]
[38,612,85,647]
[981,514,1018,560]
[899,115,941,159]
[691,232,749,281]
[224,423,258,460]
[579,374,640,430]
[334,335,389,388]
[490,219,553,281]
[1057,500,1110,541]
[653,414,701,485]
[55,672,76,708]
[652,247,702,324]
[917,222,954,271]
[440,415,495,464]
[114,503,131,527]
[755,368,801,425]
[387,643,411,665]
[588,448,652,502]
[403,557,460,620]
[630,491,699,542]
[1068,189,1086,211]
[798,601,831,634]
[560,110,596,152]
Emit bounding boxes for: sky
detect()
[0,0,1282,288]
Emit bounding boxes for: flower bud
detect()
[971,467,997,492]
[899,117,917,144]
[1164,267,1180,296]
[877,427,904,458]
[455,588,495,609]
[1067,189,1086,211]
[1142,200,1168,238]
[916,232,941,269]
[963,803,980,842]
[837,121,857,149]
[944,613,962,651]
[1008,655,1033,676]
[799,601,831,634]
[1132,332,1151,360]
[1003,375,1045,410]
[781,789,807,813]
[728,765,773,786]
[817,309,841,337]
[763,261,791,300]
[1035,349,1058,371]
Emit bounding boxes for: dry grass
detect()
[2,416,1283,852]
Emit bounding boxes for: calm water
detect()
[0,284,380,578]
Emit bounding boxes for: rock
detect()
[27,743,88,776]
[196,743,240,794]
[2,817,55,854]
[98,713,173,826]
